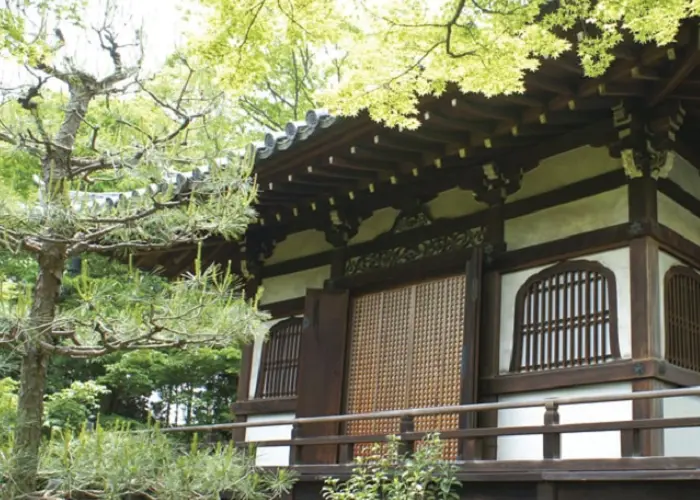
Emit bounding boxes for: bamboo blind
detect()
[510,261,620,372]
[255,318,302,399]
[665,266,700,372]
[345,274,465,459]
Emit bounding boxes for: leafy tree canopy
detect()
[194,0,699,128]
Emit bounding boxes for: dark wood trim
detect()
[628,229,663,457]
[260,170,626,279]
[231,415,247,443]
[459,247,483,460]
[494,223,632,272]
[656,361,700,387]
[478,270,501,460]
[628,176,658,225]
[480,360,652,395]
[231,397,297,415]
[658,177,700,219]
[262,297,306,318]
[236,344,254,402]
[651,223,700,271]
[262,250,334,279]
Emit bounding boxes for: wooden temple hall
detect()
[142,19,700,499]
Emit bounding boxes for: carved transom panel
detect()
[344,227,484,276]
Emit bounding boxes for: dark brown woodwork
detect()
[664,266,700,372]
[543,401,561,460]
[478,270,501,460]
[296,288,350,464]
[629,233,663,456]
[231,397,297,415]
[628,176,658,225]
[236,344,254,403]
[460,247,483,460]
[263,297,306,318]
[649,28,700,106]
[255,318,303,399]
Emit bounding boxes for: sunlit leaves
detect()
[195,0,698,129]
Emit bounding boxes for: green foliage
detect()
[195,0,700,128]
[0,378,18,442]
[322,435,461,500]
[0,425,296,499]
[44,381,110,431]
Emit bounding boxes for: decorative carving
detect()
[391,200,433,234]
[323,209,363,248]
[609,101,685,180]
[241,226,279,280]
[345,227,484,276]
[473,162,522,205]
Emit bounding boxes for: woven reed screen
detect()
[665,266,700,372]
[510,261,620,373]
[345,274,465,459]
[255,317,302,399]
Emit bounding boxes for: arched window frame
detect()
[255,316,303,399]
[509,260,621,373]
[664,265,700,372]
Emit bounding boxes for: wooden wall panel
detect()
[296,289,350,464]
[346,274,465,459]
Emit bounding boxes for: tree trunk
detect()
[11,246,65,492]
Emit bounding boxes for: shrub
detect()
[0,424,296,499]
[322,434,461,500]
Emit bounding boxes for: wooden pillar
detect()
[614,101,668,456]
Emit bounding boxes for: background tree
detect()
[196,0,699,128]
[0,1,267,491]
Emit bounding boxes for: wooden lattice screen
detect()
[345,274,465,458]
[510,260,620,372]
[255,317,302,399]
[665,266,700,372]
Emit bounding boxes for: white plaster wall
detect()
[508,146,620,203]
[259,265,330,305]
[428,187,485,219]
[668,155,700,201]
[497,383,632,460]
[266,230,332,264]
[499,248,632,372]
[658,194,700,247]
[663,390,700,457]
[245,413,295,466]
[350,207,398,245]
[505,187,628,251]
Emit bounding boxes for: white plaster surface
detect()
[497,383,632,460]
[505,187,628,251]
[658,193,700,247]
[266,230,332,265]
[245,413,295,466]
[663,390,700,457]
[668,154,700,201]
[259,266,330,305]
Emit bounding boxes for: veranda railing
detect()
[158,386,700,465]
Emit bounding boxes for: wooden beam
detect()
[349,145,417,164]
[649,28,700,106]
[424,108,494,135]
[327,155,398,172]
[451,97,519,123]
[372,133,444,154]
[526,74,573,95]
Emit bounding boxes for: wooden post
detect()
[290,423,302,465]
[543,401,561,460]
[398,415,415,456]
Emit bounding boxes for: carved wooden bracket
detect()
[609,101,685,179]
[322,208,366,248]
[473,161,523,205]
[241,226,280,281]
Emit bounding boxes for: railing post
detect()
[543,401,561,460]
[398,415,415,456]
[290,422,302,465]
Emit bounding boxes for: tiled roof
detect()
[50,109,338,211]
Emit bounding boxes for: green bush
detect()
[0,424,296,499]
[322,434,461,500]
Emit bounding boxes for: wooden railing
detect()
[161,386,700,465]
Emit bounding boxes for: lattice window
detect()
[510,260,620,372]
[345,275,464,459]
[255,317,302,399]
[665,266,700,372]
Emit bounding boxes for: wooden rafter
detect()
[650,28,700,106]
